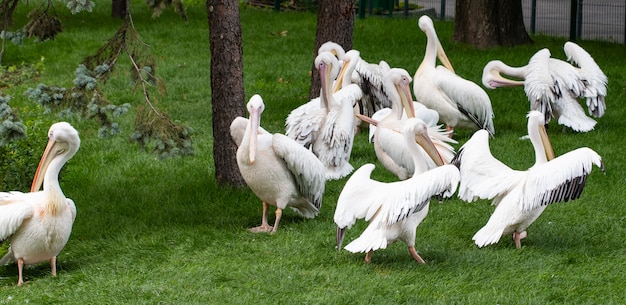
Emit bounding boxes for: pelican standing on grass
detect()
[413,15,495,135]
[482,42,607,132]
[452,111,604,248]
[0,122,79,286]
[334,118,460,263]
[285,52,358,180]
[232,94,326,233]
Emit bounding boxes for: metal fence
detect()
[417,0,626,43]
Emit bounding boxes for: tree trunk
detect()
[453,0,532,49]
[308,0,356,99]
[112,0,127,18]
[207,0,246,186]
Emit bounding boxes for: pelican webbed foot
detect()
[249,225,274,233]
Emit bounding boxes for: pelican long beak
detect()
[355,114,378,126]
[538,124,555,161]
[398,82,415,119]
[248,108,261,164]
[31,139,59,192]
[486,70,525,88]
[415,128,445,166]
[437,42,455,74]
[319,62,332,112]
[333,58,349,93]
[336,226,346,251]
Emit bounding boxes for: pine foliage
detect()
[24,1,63,41]
[66,0,95,14]
[2,0,193,159]
[0,95,27,146]
[24,63,131,137]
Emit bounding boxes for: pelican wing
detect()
[376,125,414,175]
[316,97,355,172]
[452,130,523,204]
[230,117,270,147]
[0,192,35,241]
[272,133,326,210]
[520,147,604,211]
[334,164,380,229]
[563,42,607,117]
[433,67,495,134]
[550,93,597,132]
[525,49,555,122]
[528,55,598,132]
[335,164,459,233]
[353,59,392,116]
[374,165,460,227]
[284,99,326,148]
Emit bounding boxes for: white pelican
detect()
[413,15,495,135]
[482,42,607,132]
[285,52,358,180]
[319,42,392,128]
[0,122,79,286]
[367,68,456,180]
[452,111,604,248]
[232,94,326,233]
[331,49,370,132]
[334,118,460,263]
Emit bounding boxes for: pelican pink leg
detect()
[249,202,274,233]
[408,246,426,264]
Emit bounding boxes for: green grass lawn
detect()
[1,1,625,303]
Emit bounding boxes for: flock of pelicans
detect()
[0,16,607,286]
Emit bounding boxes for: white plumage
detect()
[370,68,456,180]
[285,52,359,180]
[232,95,326,233]
[482,42,607,132]
[413,16,495,136]
[335,118,460,263]
[452,111,604,248]
[0,122,79,286]
[369,101,441,143]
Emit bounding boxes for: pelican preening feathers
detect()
[334,118,460,263]
[482,42,607,132]
[232,95,326,233]
[452,111,604,248]
[0,122,79,286]
[285,51,359,180]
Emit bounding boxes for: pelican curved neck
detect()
[388,85,404,120]
[405,129,429,175]
[420,26,439,70]
[528,124,548,166]
[44,165,63,194]
[494,61,527,79]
